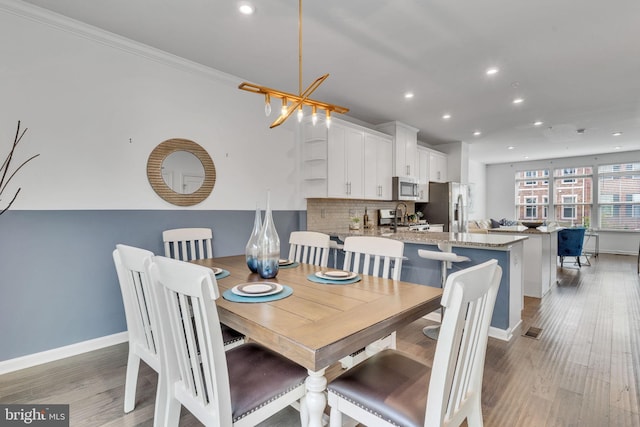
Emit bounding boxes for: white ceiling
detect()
[19,0,640,164]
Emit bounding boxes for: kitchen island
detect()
[311,227,527,341]
[488,226,559,298]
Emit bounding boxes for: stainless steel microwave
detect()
[392,176,419,201]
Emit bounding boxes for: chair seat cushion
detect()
[226,343,307,422]
[221,323,244,345]
[328,349,430,427]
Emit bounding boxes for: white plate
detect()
[232,282,283,297]
[211,267,223,275]
[279,259,295,266]
[315,271,358,281]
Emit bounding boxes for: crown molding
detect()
[0,0,241,85]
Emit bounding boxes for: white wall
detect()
[0,3,303,211]
[486,151,640,255]
[468,159,487,219]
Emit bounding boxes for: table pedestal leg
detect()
[304,368,327,427]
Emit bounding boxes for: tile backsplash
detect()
[306,198,415,232]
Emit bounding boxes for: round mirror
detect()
[161,150,205,194]
[147,138,216,206]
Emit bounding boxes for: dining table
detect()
[192,255,443,427]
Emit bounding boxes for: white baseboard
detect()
[489,319,522,342]
[0,332,128,375]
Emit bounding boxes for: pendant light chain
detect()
[238,0,349,128]
[299,0,303,97]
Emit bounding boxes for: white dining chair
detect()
[162,227,244,349]
[147,256,308,427]
[339,236,405,369]
[162,227,213,261]
[328,259,502,427]
[288,231,331,266]
[112,244,160,413]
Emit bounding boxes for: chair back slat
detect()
[342,236,404,279]
[288,231,331,266]
[163,228,213,261]
[425,259,502,426]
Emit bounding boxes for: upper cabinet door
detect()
[364,133,393,200]
[417,147,430,184]
[327,122,364,198]
[429,151,448,183]
[399,126,417,178]
[344,127,364,199]
[327,123,348,197]
[377,136,393,200]
[375,121,419,179]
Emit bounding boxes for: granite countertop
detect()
[488,226,561,234]
[311,227,528,249]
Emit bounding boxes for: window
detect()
[554,166,592,227]
[525,197,538,218]
[598,162,640,230]
[515,169,549,221]
[562,195,577,219]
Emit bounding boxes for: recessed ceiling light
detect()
[238,2,255,15]
[507,146,515,150]
[615,146,622,150]
[533,121,543,126]
[512,97,524,105]
[486,67,499,76]
[442,113,451,120]
[524,155,529,159]
[473,130,482,137]
[404,92,414,99]
[612,131,623,136]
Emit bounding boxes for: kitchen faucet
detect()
[392,202,408,232]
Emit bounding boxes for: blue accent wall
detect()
[401,243,511,330]
[0,210,305,361]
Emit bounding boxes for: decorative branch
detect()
[0,121,40,216]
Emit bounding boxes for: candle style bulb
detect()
[264,94,271,117]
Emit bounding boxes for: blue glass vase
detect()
[245,204,262,273]
[256,190,280,279]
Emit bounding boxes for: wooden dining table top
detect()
[192,255,443,372]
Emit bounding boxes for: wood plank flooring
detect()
[1,254,639,426]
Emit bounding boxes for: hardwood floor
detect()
[1,254,639,426]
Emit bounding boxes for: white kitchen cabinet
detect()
[417,146,430,184]
[327,122,364,198]
[364,132,393,200]
[302,118,394,200]
[429,150,448,182]
[375,121,419,179]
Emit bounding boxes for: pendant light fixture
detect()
[238,0,348,129]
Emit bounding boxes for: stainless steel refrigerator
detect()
[417,182,469,232]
